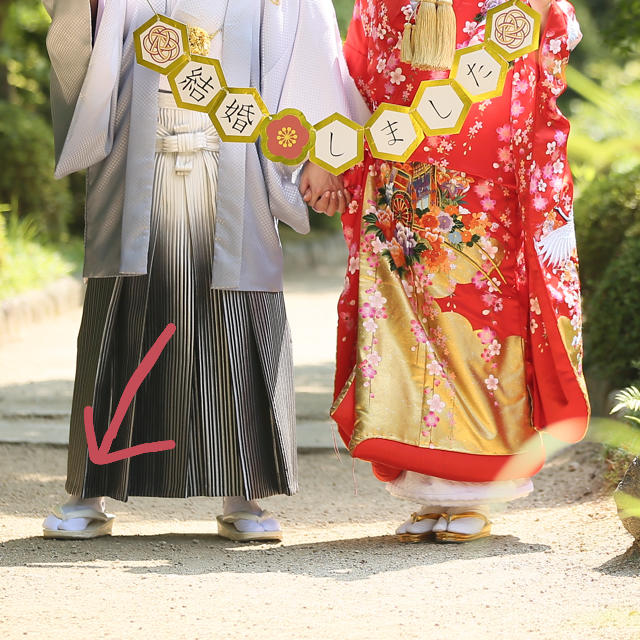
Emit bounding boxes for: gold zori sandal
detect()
[396,512,443,543]
[434,512,492,543]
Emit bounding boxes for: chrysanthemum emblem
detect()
[261,109,315,165]
[277,126,298,148]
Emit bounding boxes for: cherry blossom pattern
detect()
[357,281,388,389]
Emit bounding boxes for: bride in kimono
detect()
[332,0,590,542]
[42,0,366,540]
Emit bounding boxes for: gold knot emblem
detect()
[188,26,214,56]
[494,9,532,49]
[143,25,181,64]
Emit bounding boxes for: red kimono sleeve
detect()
[511,0,590,443]
[343,0,369,92]
[334,0,371,401]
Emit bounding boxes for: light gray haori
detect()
[43,0,370,291]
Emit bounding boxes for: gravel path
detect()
[1,441,639,640]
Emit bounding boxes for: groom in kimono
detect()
[42,0,369,540]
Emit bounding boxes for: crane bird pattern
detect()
[534,208,576,268]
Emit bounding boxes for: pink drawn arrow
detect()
[84,322,177,465]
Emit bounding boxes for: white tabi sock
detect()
[432,505,491,535]
[43,495,106,532]
[222,496,280,533]
[396,505,443,535]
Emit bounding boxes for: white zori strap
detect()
[221,511,276,524]
[52,506,112,522]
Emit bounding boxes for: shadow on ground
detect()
[595,544,640,577]
[0,532,549,581]
[0,442,612,520]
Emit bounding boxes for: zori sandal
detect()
[396,512,443,543]
[42,505,115,540]
[216,511,282,542]
[434,512,492,543]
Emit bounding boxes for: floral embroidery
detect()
[361,163,503,287]
[335,1,588,446]
[485,374,499,391]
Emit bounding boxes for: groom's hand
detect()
[299,162,350,216]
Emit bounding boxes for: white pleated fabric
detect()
[387,471,534,507]
[66,93,297,501]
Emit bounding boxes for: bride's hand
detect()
[298,162,350,217]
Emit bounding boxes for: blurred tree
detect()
[0,101,72,238]
[585,235,640,389]
[0,0,11,101]
[0,0,85,239]
[0,1,50,104]
[578,0,640,57]
[575,165,640,296]
[1,0,52,118]
[566,62,640,185]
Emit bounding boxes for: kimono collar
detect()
[170,0,228,34]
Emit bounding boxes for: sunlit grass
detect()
[586,416,640,487]
[588,417,640,454]
[0,212,83,301]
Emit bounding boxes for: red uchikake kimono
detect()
[331,0,590,484]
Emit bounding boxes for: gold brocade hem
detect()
[330,367,355,418]
[351,168,534,458]
[557,315,590,404]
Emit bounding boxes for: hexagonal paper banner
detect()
[261,109,316,166]
[450,44,509,103]
[411,79,472,136]
[365,104,424,163]
[168,55,226,112]
[134,14,190,75]
[310,113,364,176]
[209,88,269,143]
[486,0,541,61]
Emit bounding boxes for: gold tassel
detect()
[411,0,438,70]
[400,23,414,64]
[435,0,456,71]
[409,0,457,71]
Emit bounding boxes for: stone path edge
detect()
[0,277,85,346]
[0,232,346,347]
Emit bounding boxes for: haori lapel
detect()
[120,0,167,273]
[260,0,299,109]
[211,0,256,289]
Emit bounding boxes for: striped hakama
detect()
[65,93,298,501]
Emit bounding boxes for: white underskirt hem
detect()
[387,471,534,507]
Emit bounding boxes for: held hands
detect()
[299,162,350,217]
